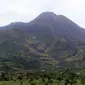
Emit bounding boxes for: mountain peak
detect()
[40,11,56,15]
[39,12,66,19]
[30,12,58,25]
[31,11,69,27]
[38,11,57,18]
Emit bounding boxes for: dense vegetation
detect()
[0,69,84,85]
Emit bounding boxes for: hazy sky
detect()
[0,0,85,28]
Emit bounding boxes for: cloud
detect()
[0,0,85,28]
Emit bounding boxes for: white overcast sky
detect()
[0,0,85,28]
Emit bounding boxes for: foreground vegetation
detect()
[0,69,84,85]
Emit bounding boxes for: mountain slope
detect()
[27,12,85,42]
[0,12,85,70]
[1,12,85,43]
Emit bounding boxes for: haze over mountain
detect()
[0,12,85,71]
